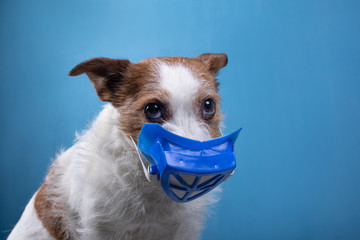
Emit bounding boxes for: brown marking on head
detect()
[193,84,223,138]
[193,53,228,76]
[69,57,131,102]
[69,53,228,140]
[34,167,70,240]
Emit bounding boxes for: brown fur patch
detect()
[193,85,223,139]
[69,57,131,102]
[69,53,228,141]
[193,53,228,77]
[115,56,224,140]
[34,167,70,240]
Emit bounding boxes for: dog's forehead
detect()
[119,57,218,107]
[139,56,214,80]
[158,61,200,100]
[141,57,215,90]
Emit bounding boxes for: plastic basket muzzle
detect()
[138,123,241,203]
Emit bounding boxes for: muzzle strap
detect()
[130,136,154,182]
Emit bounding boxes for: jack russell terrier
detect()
[8,53,230,240]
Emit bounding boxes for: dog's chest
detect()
[91,189,199,240]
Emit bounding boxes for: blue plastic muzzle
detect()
[138,123,241,203]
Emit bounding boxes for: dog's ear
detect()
[69,57,131,102]
[193,53,228,76]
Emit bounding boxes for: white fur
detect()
[7,194,55,240]
[158,62,211,141]
[8,104,219,240]
[9,62,220,240]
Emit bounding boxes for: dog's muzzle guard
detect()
[132,123,241,203]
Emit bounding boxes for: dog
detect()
[8,53,228,240]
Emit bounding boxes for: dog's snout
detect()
[162,121,211,142]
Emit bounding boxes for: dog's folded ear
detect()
[193,53,228,76]
[69,58,131,102]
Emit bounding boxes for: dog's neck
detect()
[76,104,133,153]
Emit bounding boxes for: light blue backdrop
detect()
[1,0,360,239]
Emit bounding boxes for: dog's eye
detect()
[203,99,215,119]
[144,103,162,119]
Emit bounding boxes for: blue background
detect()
[1,0,360,239]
